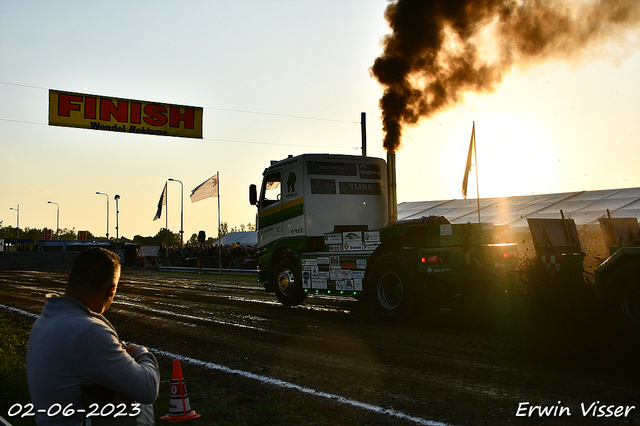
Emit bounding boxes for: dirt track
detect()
[2,270,639,425]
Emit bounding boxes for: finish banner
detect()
[49,90,203,139]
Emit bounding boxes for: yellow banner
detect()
[49,90,203,139]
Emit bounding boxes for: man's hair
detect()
[67,247,121,294]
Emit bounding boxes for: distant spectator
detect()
[154,242,257,269]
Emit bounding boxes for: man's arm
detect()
[76,322,160,404]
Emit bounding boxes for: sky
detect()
[1,0,640,241]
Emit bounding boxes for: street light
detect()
[114,195,120,241]
[47,201,59,240]
[168,178,184,247]
[96,192,109,240]
[9,205,19,240]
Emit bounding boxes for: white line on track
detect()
[1,303,453,426]
[0,304,39,319]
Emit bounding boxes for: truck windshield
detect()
[260,172,281,208]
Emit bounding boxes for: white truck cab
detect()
[252,154,389,247]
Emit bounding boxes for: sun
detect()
[472,114,558,198]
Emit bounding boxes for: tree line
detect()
[0,222,255,247]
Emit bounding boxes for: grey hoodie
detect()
[26,294,159,426]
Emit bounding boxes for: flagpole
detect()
[189,173,219,271]
[217,171,221,275]
[166,182,169,267]
[473,122,480,223]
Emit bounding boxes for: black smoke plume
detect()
[372,0,640,153]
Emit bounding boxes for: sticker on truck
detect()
[302,254,368,292]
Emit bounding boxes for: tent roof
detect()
[213,231,258,246]
[398,187,640,231]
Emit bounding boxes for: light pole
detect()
[9,205,19,240]
[114,195,120,242]
[96,192,109,240]
[47,201,59,239]
[168,178,184,247]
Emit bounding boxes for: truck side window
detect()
[260,172,281,208]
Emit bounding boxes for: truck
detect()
[248,152,518,318]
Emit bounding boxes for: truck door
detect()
[281,164,305,237]
[258,170,284,246]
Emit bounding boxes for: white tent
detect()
[213,231,258,246]
[398,187,640,232]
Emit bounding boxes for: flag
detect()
[153,183,167,221]
[462,122,476,199]
[190,174,218,203]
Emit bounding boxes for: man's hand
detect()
[121,341,147,357]
[124,343,140,355]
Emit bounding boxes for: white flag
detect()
[190,174,218,203]
[153,183,167,221]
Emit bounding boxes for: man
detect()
[27,247,159,425]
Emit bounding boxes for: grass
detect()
[0,311,34,426]
[4,264,635,425]
[0,310,402,426]
[152,355,391,426]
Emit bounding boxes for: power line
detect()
[0,81,360,124]
[204,106,358,123]
[0,117,359,150]
[201,135,359,150]
[0,118,47,126]
[0,81,49,90]
[0,80,362,149]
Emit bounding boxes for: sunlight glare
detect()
[475,114,557,198]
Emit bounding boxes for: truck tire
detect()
[273,258,307,307]
[621,281,640,328]
[368,251,415,319]
[607,261,640,329]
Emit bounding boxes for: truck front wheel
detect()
[273,258,307,307]
[368,251,415,319]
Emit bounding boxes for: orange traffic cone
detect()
[161,359,201,423]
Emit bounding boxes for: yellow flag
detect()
[462,122,476,199]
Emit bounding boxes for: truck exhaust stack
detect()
[387,152,398,224]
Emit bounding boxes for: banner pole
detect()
[218,171,222,275]
[165,182,169,267]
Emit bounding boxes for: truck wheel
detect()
[621,280,640,329]
[368,251,415,319]
[607,261,640,329]
[273,258,307,307]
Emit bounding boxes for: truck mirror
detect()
[249,184,258,206]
